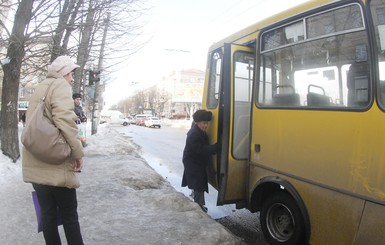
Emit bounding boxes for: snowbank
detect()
[0,125,244,244]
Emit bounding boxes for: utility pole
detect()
[91,13,110,135]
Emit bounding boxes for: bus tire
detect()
[260,192,306,245]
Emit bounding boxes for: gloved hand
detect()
[211,142,219,153]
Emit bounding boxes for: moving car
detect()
[144,117,161,128]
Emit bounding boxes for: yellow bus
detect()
[203,0,385,244]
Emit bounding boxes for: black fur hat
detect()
[193,110,212,122]
[72,93,81,99]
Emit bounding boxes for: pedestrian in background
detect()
[72,93,87,124]
[73,93,87,147]
[182,109,218,213]
[22,55,85,245]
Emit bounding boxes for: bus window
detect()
[232,52,253,159]
[207,51,222,109]
[306,4,364,38]
[294,67,341,105]
[258,61,275,104]
[370,0,385,109]
[258,3,370,109]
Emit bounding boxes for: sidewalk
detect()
[0,125,244,245]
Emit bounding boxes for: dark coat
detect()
[74,104,87,123]
[181,124,217,192]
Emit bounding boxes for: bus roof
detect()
[207,0,340,51]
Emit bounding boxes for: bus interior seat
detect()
[273,93,300,106]
[347,62,369,107]
[272,85,300,106]
[307,84,331,106]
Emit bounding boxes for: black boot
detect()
[199,205,208,213]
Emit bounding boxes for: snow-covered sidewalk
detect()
[0,125,243,245]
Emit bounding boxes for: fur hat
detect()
[193,110,212,122]
[72,93,82,99]
[48,56,79,76]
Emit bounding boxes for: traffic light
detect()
[88,70,100,85]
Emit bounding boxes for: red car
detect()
[135,115,150,126]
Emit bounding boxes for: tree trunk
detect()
[1,0,34,162]
[51,0,82,61]
[62,0,83,52]
[51,0,72,61]
[73,3,95,93]
[91,13,110,135]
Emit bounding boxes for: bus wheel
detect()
[260,192,306,245]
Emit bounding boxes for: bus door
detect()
[216,43,254,206]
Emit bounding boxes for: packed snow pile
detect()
[0,125,244,245]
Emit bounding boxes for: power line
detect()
[205,0,245,27]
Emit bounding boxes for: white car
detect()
[144,117,161,128]
[100,110,130,126]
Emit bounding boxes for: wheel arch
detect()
[250,176,311,243]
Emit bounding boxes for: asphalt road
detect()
[114,123,269,245]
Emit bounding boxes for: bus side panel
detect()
[355,201,385,244]
[249,166,363,244]
[250,105,385,242]
[250,108,385,200]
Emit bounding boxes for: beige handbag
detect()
[21,81,71,163]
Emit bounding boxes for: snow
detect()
[0,124,243,245]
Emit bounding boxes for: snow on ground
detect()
[0,124,244,245]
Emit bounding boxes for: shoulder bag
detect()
[21,81,71,163]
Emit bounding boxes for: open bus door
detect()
[214,43,254,206]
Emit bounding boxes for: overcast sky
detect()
[104,0,310,107]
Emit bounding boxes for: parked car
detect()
[135,114,151,126]
[100,110,130,126]
[144,117,161,128]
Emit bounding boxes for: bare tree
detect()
[86,0,150,79]
[1,0,34,162]
[0,0,84,161]
[0,0,83,161]
[51,0,81,61]
[0,0,150,161]
[72,1,95,93]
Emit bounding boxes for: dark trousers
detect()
[32,184,84,245]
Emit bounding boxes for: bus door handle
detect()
[255,144,261,152]
[254,144,261,161]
